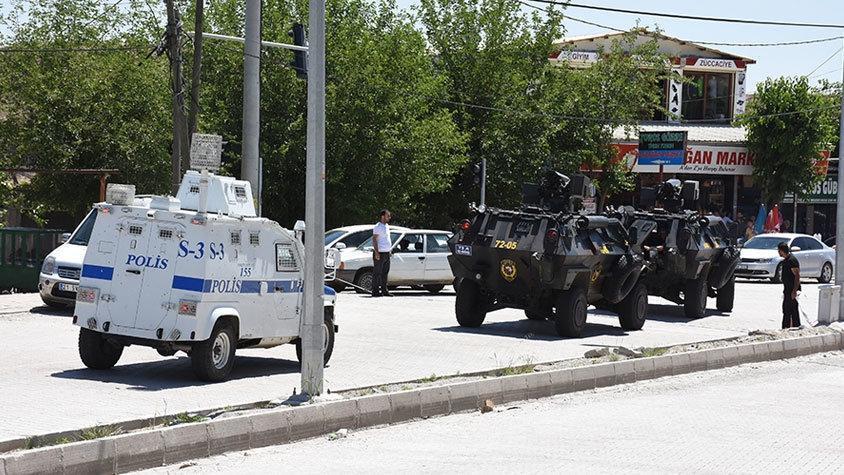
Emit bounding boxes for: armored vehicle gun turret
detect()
[614,179,740,319]
[447,169,648,338]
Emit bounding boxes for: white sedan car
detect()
[735,233,835,283]
[334,229,454,294]
[324,224,408,250]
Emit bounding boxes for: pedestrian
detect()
[778,241,801,329]
[371,209,393,297]
[744,219,756,241]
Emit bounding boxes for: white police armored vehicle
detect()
[73,171,337,382]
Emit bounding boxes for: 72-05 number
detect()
[494,240,518,250]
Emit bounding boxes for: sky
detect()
[2,0,843,93]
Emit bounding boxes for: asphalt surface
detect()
[144,351,844,474]
[0,279,826,441]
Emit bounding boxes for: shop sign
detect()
[638,131,688,165]
[554,50,599,64]
[618,144,756,175]
[684,57,747,71]
[784,175,838,204]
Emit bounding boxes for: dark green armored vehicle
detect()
[447,169,648,338]
[618,179,740,319]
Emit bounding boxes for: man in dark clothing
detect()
[778,241,801,329]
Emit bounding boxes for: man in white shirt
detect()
[372,209,393,297]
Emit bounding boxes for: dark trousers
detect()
[782,293,800,329]
[372,252,391,296]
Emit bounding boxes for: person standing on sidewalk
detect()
[778,241,801,328]
[371,209,393,297]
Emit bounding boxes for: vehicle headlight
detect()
[42,256,56,275]
[76,287,99,303]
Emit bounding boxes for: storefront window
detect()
[681,72,733,122]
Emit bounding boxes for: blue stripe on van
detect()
[170,277,306,294]
[81,264,114,281]
[172,275,205,292]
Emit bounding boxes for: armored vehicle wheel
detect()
[191,322,237,382]
[424,284,445,294]
[770,263,783,283]
[78,328,124,370]
[354,269,373,294]
[554,288,587,338]
[617,283,648,331]
[296,309,336,365]
[716,276,735,312]
[455,279,487,327]
[684,276,708,319]
[818,262,833,283]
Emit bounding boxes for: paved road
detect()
[145,351,844,474]
[0,279,824,441]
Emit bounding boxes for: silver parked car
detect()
[735,233,835,283]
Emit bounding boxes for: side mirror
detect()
[790,246,801,252]
[59,233,71,244]
[334,242,347,250]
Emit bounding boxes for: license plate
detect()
[58,283,79,293]
[735,265,747,271]
[455,244,472,256]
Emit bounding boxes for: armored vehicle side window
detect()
[426,234,450,253]
[276,244,298,272]
[395,233,424,253]
[249,231,260,246]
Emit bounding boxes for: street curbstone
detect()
[614,360,637,384]
[447,381,479,413]
[737,343,755,364]
[571,366,595,392]
[795,337,815,356]
[592,363,615,388]
[207,416,251,456]
[0,455,5,475]
[3,445,61,475]
[160,422,209,466]
[548,369,574,394]
[287,404,325,442]
[419,386,451,419]
[249,410,290,450]
[323,399,359,433]
[633,357,655,380]
[670,352,691,375]
[705,348,726,370]
[651,355,673,378]
[356,394,392,428]
[688,350,707,372]
[722,346,741,366]
[499,375,529,403]
[476,377,504,403]
[61,438,115,475]
[767,340,785,359]
[113,430,164,473]
[751,341,770,362]
[782,338,800,358]
[821,333,838,351]
[388,391,421,424]
[524,371,552,400]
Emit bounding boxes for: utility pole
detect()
[480,157,486,207]
[188,0,204,138]
[835,40,844,321]
[301,0,326,397]
[242,0,262,216]
[165,0,188,194]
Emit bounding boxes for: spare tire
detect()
[708,247,740,290]
[602,253,644,304]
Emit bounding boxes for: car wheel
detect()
[78,328,123,370]
[818,262,833,283]
[191,322,237,382]
[455,279,487,327]
[554,288,587,338]
[617,283,648,331]
[354,270,373,294]
[424,284,445,294]
[770,263,783,283]
[296,309,336,365]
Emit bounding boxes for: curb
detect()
[2,332,841,474]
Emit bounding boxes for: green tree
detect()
[739,76,839,206]
[0,0,170,223]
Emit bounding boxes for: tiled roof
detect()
[613,123,747,144]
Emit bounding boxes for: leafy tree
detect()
[739,76,840,206]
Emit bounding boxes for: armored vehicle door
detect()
[136,223,183,330]
[107,219,152,329]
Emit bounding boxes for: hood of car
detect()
[341,248,374,264]
[739,248,779,260]
[48,243,87,268]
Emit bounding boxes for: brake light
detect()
[76,287,99,303]
[459,219,471,232]
[178,300,198,316]
[545,228,559,241]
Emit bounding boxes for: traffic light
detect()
[471,162,482,185]
[288,23,308,80]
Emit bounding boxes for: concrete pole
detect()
[480,157,486,207]
[835,41,844,320]
[165,0,187,195]
[301,0,326,397]
[242,0,262,216]
[188,0,204,138]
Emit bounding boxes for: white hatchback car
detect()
[735,233,835,283]
[335,229,454,294]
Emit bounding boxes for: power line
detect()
[527,0,844,29]
[806,47,843,77]
[0,45,150,53]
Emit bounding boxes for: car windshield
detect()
[324,230,346,246]
[69,210,97,246]
[743,236,789,250]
